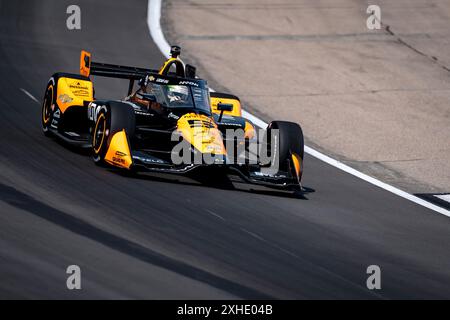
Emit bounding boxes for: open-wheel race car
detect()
[41,46,304,191]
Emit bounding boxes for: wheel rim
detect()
[93,113,106,154]
[42,85,53,125]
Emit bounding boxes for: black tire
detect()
[91,101,135,165]
[41,79,56,136]
[265,120,304,180]
[42,73,91,136]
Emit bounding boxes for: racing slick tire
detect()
[42,73,91,136]
[265,121,304,181]
[41,79,56,136]
[91,101,135,165]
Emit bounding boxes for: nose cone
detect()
[176,113,227,157]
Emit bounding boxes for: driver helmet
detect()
[166,85,190,103]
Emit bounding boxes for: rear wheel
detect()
[41,80,55,136]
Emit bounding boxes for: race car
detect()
[41,46,304,191]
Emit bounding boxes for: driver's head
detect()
[166,85,189,103]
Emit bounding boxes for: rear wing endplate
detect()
[80,50,91,77]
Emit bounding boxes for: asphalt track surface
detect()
[0,0,450,299]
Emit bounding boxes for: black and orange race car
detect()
[41,46,304,191]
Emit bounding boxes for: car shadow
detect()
[115,168,315,200]
[51,135,91,156]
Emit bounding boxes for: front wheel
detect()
[91,109,108,165]
[265,121,304,182]
[90,101,135,166]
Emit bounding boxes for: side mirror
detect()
[217,103,233,122]
[141,93,157,102]
[217,103,233,112]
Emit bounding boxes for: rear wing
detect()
[80,50,159,95]
[80,50,157,79]
[79,50,201,95]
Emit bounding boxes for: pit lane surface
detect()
[0,0,449,299]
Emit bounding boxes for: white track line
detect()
[435,194,450,203]
[148,0,171,59]
[20,88,40,104]
[147,0,450,217]
[241,110,268,129]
